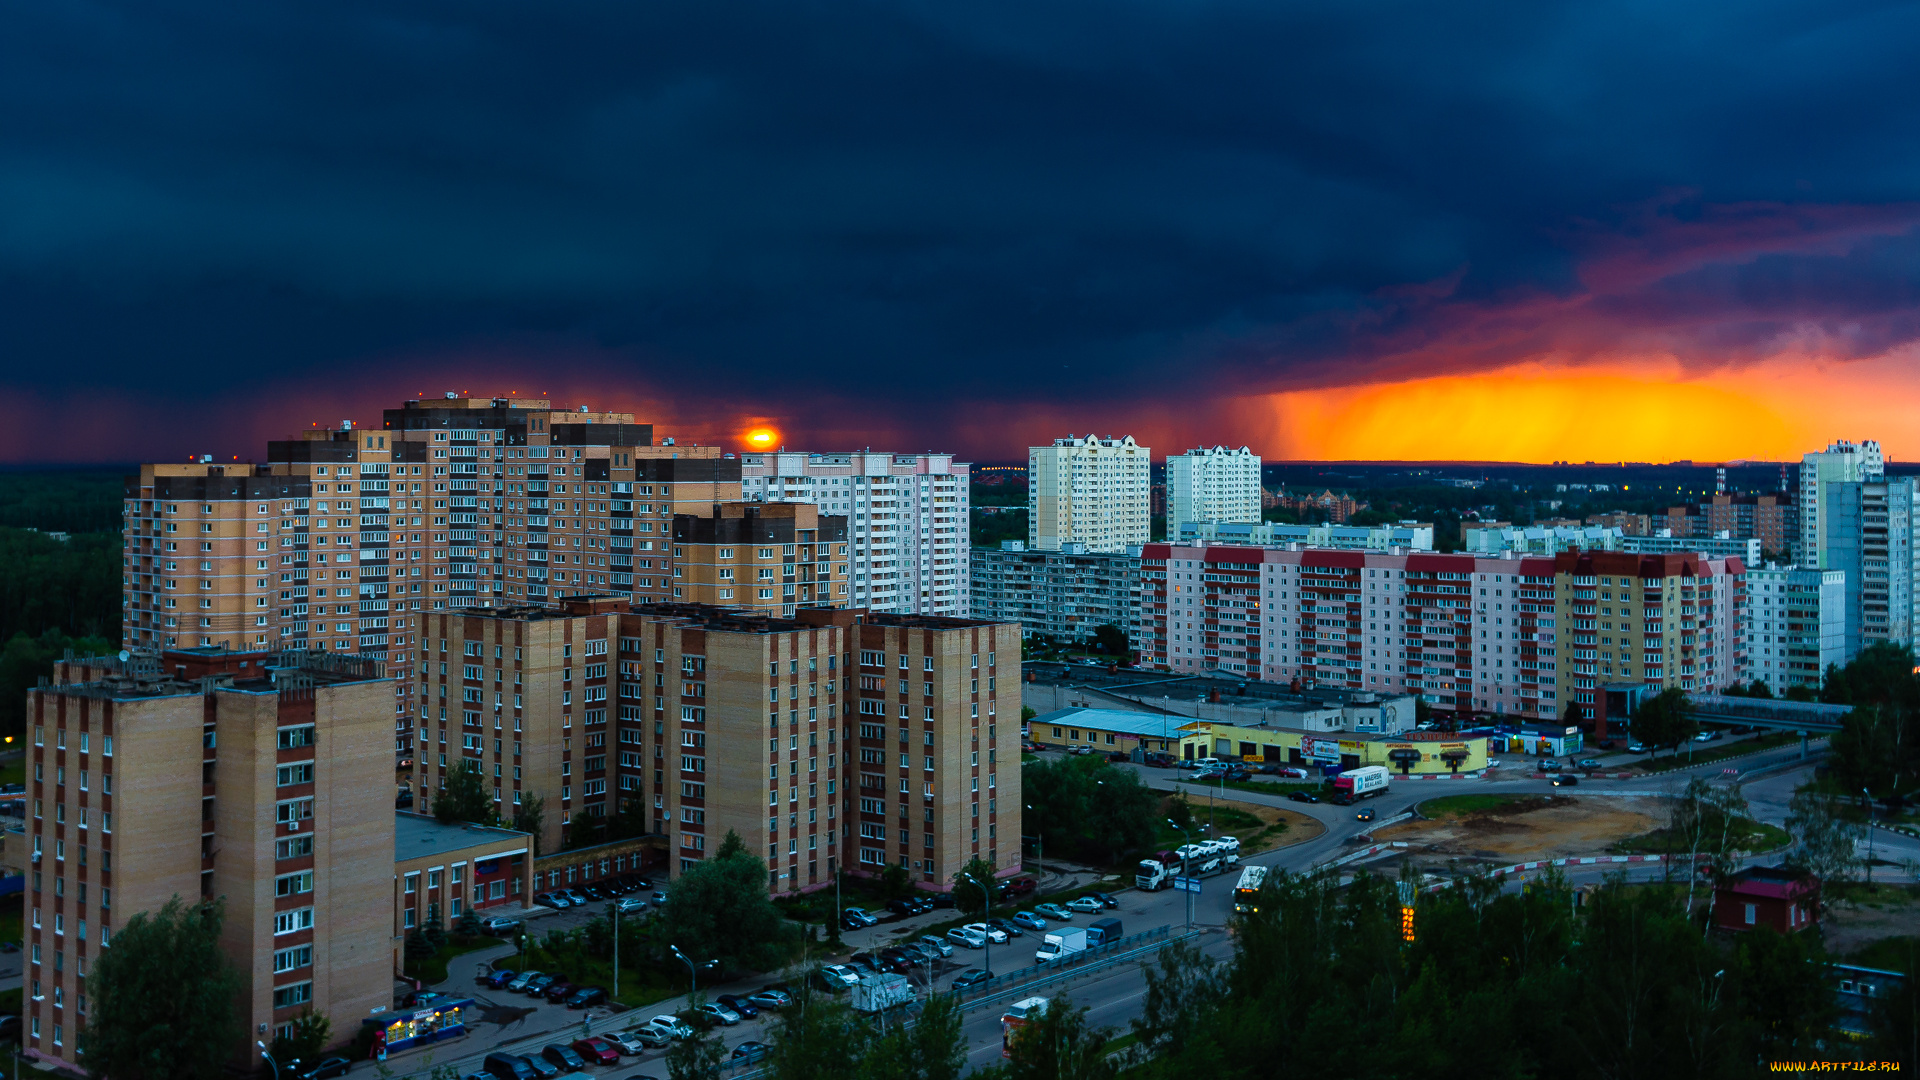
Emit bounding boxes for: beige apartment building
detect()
[670,502,850,615]
[1028,434,1152,553]
[23,648,394,1071]
[414,599,1021,892]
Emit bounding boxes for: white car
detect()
[1065,896,1105,914]
[608,1030,657,1054]
[947,926,987,949]
[614,897,647,915]
[644,1015,692,1041]
[1486,759,1503,769]
[963,921,1008,945]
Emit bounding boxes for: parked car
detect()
[1034,902,1073,921]
[1065,896,1105,914]
[876,947,916,972]
[815,964,860,990]
[571,1038,620,1066]
[1552,774,1580,787]
[697,1002,742,1026]
[947,926,987,949]
[523,973,560,995]
[730,1042,773,1066]
[963,921,1008,944]
[919,934,955,957]
[541,1044,586,1071]
[644,1015,694,1040]
[841,907,880,928]
[1010,911,1048,932]
[534,892,569,909]
[543,980,576,1002]
[653,890,669,904]
[717,993,760,1018]
[952,968,994,991]
[1222,768,1251,781]
[1088,892,1119,908]
[747,987,793,1009]
[482,1051,540,1080]
[1289,791,1321,804]
[483,967,517,989]
[566,986,608,1009]
[519,1056,560,1080]
[931,891,956,908]
[1485,759,1503,769]
[986,917,1025,938]
[847,953,884,976]
[582,885,607,901]
[1693,730,1716,742]
[1577,759,1602,770]
[607,1029,655,1054]
[482,916,522,936]
[506,971,542,992]
[299,1059,355,1079]
[1539,759,1562,771]
[1627,742,1648,753]
[1355,807,1375,822]
[563,889,591,905]
[615,897,648,915]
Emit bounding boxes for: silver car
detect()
[919,934,954,958]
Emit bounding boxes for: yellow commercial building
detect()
[1177,721,1491,776]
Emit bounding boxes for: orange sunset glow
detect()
[743,425,780,449]
[1252,352,1920,462]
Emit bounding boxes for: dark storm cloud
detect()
[5,0,1920,461]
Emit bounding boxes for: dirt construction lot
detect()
[1375,795,1666,861]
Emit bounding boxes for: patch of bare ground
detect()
[1374,796,1667,861]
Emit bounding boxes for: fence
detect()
[954,924,1184,1012]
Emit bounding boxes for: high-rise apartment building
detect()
[1553,550,1744,720]
[670,503,850,615]
[1823,477,1918,657]
[414,599,1021,890]
[1739,567,1845,695]
[1028,435,1150,553]
[738,452,970,616]
[25,648,393,1070]
[970,544,1144,653]
[1800,439,1883,567]
[1166,446,1261,527]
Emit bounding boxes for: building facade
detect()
[737,451,971,617]
[1551,550,1745,722]
[1739,567,1845,696]
[1166,446,1261,528]
[1823,477,1918,657]
[1800,439,1884,567]
[414,599,1022,892]
[1027,435,1151,554]
[670,503,850,616]
[25,648,394,1071]
[969,544,1143,652]
[1175,520,1435,550]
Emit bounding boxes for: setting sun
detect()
[744,426,779,449]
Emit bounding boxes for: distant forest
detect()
[0,470,127,736]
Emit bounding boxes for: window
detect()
[272,982,314,1009]
[274,908,314,935]
[277,725,316,750]
[275,763,314,786]
[275,871,314,897]
[276,836,313,860]
[275,799,314,823]
[272,945,312,973]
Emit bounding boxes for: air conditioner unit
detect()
[287,820,300,832]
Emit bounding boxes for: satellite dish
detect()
[118,651,130,663]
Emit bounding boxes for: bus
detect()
[1233,865,1268,914]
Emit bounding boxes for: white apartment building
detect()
[737,451,970,616]
[1028,434,1151,553]
[1167,445,1262,527]
[1740,566,1845,696]
[1176,520,1436,551]
[1823,476,1918,657]
[1800,439,1883,567]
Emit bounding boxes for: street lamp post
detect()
[1865,788,1877,887]
[1166,820,1194,931]
[611,902,622,999]
[963,872,995,976]
[256,1042,294,1080]
[669,944,716,1002]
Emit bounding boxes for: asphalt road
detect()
[348,732,1837,1078]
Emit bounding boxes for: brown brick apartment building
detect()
[415,599,1022,892]
[23,648,394,1070]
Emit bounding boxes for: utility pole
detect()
[1167,820,1194,931]
[964,871,995,976]
[1866,787,1877,887]
[611,902,621,999]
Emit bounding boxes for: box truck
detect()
[851,972,915,1013]
[1085,917,1123,946]
[1331,765,1391,805]
[1001,998,1049,1058]
[1035,928,1087,964]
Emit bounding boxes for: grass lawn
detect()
[1847,934,1920,973]
[1418,793,1544,818]
[1608,819,1790,856]
[1100,1032,1142,1057]
[0,894,20,946]
[407,936,500,984]
[0,757,22,790]
[1154,800,1268,851]
[1636,733,1800,774]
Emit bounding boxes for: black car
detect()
[1089,892,1119,909]
[1552,774,1580,787]
[582,885,607,901]
[886,898,920,917]
[1288,791,1321,804]
[299,1059,354,1080]
[542,1044,587,1071]
[931,891,955,908]
[1223,768,1251,781]
[986,917,1024,938]
[566,986,608,1009]
[847,953,884,976]
[717,993,760,1018]
[951,968,994,991]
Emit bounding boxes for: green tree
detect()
[1631,688,1696,754]
[435,758,494,825]
[655,829,791,972]
[666,1024,727,1080]
[1738,927,1837,1060]
[81,896,246,1080]
[860,989,967,1080]
[997,996,1114,1080]
[511,793,546,856]
[1082,766,1159,862]
[1786,789,1863,886]
[952,857,999,918]
[878,862,913,901]
[1131,939,1225,1059]
[424,902,447,949]
[267,1007,332,1069]
[455,906,483,939]
[1091,623,1129,660]
[764,977,865,1080]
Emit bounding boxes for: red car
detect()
[543,980,576,1002]
[571,1037,620,1066]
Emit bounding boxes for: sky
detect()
[6,1,1920,465]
